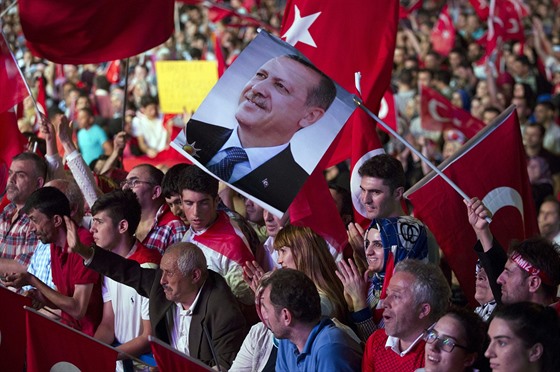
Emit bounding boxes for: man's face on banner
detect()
[235,56,325,147]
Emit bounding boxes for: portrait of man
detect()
[172,31,355,216]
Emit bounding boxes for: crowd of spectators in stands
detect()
[2,0,560,371]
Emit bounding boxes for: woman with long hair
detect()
[273,224,348,322]
[485,302,560,372]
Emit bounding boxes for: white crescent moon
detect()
[350,149,386,218]
[428,99,450,122]
[507,20,520,34]
[378,97,389,120]
[494,16,504,28]
[482,186,524,224]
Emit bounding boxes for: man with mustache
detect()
[0,153,47,270]
[185,54,336,212]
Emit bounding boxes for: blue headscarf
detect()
[366,216,429,316]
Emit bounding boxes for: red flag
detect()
[149,336,213,372]
[399,0,424,19]
[106,60,121,84]
[26,307,118,371]
[18,0,174,64]
[280,0,398,225]
[212,32,226,77]
[289,165,348,253]
[0,110,29,194]
[0,287,32,372]
[491,0,525,43]
[469,0,490,21]
[206,3,275,31]
[377,88,398,135]
[431,5,455,57]
[405,107,539,305]
[420,85,486,139]
[0,33,28,113]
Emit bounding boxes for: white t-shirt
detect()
[132,114,168,152]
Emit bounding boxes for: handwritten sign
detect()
[156,61,218,114]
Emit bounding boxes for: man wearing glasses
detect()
[362,259,451,371]
[121,164,187,255]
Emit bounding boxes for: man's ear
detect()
[527,275,541,293]
[53,214,64,228]
[299,107,325,128]
[418,303,431,320]
[117,219,129,234]
[37,177,45,189]
[393,186,404,200]
[152,185,162,199]
[279,308,293,326]
[191,268,202,283]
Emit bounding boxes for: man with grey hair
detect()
[362,259,451,371]
[67,237,247,370]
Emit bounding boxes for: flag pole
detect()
[0,29,45,124]
[121,57,130,131]
[353,96,492,223]
[0,1,17,19]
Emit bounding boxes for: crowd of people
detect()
[2,0,560,371]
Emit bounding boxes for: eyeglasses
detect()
[424,329,469,353]
[120,178,155,189]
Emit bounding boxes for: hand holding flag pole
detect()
[352,96,492,224]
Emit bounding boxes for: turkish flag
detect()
[280,0,398,225]
[0,33,28,114]
[0,287,32,372]
[420,85,486,139]
[491,0,526,43]
[0,110,29,194]
[26,307,118,372]
[431,5,455,57]
[405,107,539,305]
[377,88,398,135]
[149,336,213,372]
[18,0,174,64]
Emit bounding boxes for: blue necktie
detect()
[208,147,248,181]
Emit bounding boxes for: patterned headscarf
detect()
[366,216,429,323]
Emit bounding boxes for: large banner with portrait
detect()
[171,31,355,216]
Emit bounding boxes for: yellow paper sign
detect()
[156,61,218,114]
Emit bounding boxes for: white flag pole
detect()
[353,96,492,223]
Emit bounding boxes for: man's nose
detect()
[250,80,268,96]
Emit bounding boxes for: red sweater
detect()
[363,330,425,372]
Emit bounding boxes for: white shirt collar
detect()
[385,332,425,356]
[175,280,205,315]
[222,129,288,171]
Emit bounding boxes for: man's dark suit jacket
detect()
[186,119,309,211]
[87,247,247,369]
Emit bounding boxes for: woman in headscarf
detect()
[336,216,429,342]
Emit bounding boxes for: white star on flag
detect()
[281,5,321,48]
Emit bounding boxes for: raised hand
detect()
[242,260,267,294]
[335,259,370,312]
